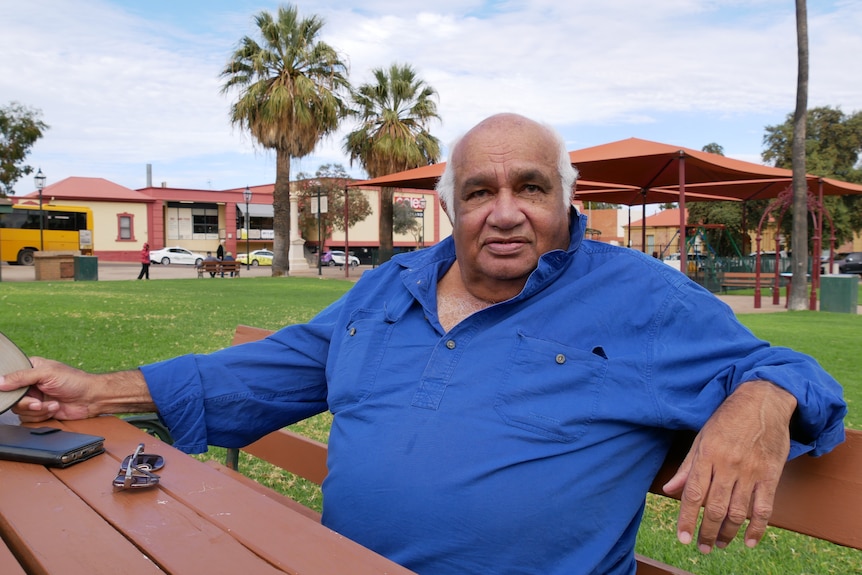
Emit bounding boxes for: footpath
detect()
[1,262,858,315]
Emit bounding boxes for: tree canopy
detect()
[763,105,862,241]
[294,164,373,242]
[688,107,862,256]
[0,102,49,196]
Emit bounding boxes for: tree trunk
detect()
[378,186,394,264]
[271,149,292,277]
[790,0,809,310]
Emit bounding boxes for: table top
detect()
[0,416,414,575]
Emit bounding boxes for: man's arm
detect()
[0,357,155,422]
[662,380,797,553]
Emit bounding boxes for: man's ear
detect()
[440,199,454,224]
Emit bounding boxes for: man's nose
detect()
[487,190,525,228]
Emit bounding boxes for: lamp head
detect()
[35,168,46,191]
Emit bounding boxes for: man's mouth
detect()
[483,237,528,255]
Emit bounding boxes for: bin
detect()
[820,274,858,314]
[74,255,99,281]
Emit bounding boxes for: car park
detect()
[837,252,862,275]
[328,250,360,267]
[149,246,207,266]
[236,249,273,266]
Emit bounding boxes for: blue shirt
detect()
[143,212,846,575]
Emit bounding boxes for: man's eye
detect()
[522,184,543,194]
[467,190,489,200]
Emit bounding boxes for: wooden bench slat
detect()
[0,459,166,575]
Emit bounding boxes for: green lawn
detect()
[1,276,859,574]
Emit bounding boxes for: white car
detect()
[328,250,360,267]
[149,246,207,266]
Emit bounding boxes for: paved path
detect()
[2,262,858,315]
[0,261,365,283]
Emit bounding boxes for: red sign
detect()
[394,196,427,210]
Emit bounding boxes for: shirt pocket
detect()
[494,331,608,443]
[327,309,395,411]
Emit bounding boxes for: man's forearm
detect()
[91,369,157,416]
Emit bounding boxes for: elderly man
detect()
[1,114,846,575]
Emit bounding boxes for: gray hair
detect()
[435,120,578,221]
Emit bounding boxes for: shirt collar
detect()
[395,208,586,306]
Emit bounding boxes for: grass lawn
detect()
[1,276,859,574]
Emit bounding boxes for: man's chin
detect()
[475,256,537,283]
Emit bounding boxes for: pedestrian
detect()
[216,242,225,261]
[3,113,846,575]
[136,243,150,280]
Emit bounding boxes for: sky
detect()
[2,0,861,197]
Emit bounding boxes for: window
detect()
[117,214,133,240]
[192,208,219,236]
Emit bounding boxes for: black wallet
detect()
[0,424,105,468]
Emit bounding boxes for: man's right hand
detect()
[0,358,154,422]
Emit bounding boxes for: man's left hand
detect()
[662,380,797,553]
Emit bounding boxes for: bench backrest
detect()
[228,325,862,570]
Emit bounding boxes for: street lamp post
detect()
[316,186,323,276]
[243,186,252,271]
[35,168,46,251]
[418,198,426,248]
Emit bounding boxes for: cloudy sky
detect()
[2,0,860,196]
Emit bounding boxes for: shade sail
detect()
[352,163,444,190]
[351,136,862,205]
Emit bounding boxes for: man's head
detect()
[435,114,578,301]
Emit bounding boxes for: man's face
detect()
[450,116,571,296]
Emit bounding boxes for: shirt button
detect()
[555,353,566,364]
[349,327,357,336]
[446,340,456,350]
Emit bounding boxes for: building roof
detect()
[628,208,687,228]
[18,177,154,203]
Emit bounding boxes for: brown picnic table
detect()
[0,416,413,575]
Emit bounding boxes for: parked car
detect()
[149,246,207,266]
[328,250,360,268]
[837,252,862,275]
[236,249,273,266]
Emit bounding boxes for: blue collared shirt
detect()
[143,212,846,575]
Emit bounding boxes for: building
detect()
[15,176,449,265]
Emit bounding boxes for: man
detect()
[222,251,235,277]
[203,251,217,278]
[1,114,846,575]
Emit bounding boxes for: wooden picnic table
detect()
[0,416,414,575]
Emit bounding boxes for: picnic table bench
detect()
[197,260,241,278]
[719,271,767,293]
[224,324,862,575]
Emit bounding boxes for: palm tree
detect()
[790,0,809,310]
[220,4,349,276]
[344,64,441,264]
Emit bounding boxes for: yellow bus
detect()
[0,204,94,265]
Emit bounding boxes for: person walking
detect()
[136,243,151,280]
[216,242,225,261]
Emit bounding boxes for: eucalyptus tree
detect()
[344,63,441,263]
[220,4,349,275]
[0,102,49,196]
